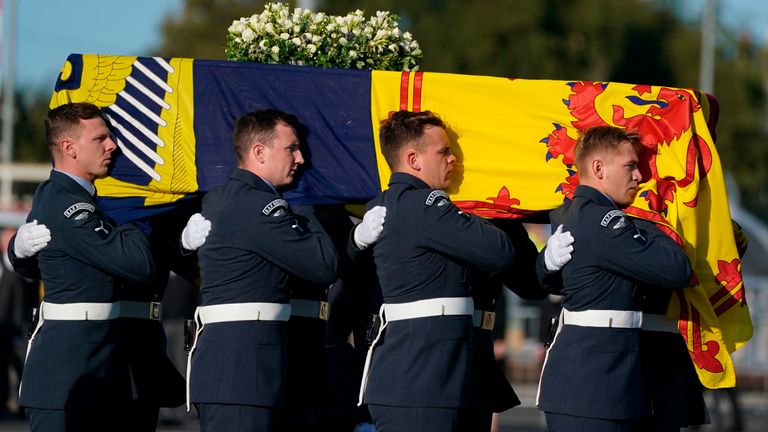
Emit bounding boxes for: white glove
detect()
[544,224,574,271]
[181,213,211,251]
[353,206,386,250]
[14,220,51,258]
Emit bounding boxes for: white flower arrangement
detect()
[226,2,422,71]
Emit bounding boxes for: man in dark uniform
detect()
[468,219,556,431]
[118,208,195,431]
[358,110,516,432]
[8,102,157,431]
[535,126,693,432]
[188,109,340,431]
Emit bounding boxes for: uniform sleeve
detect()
[494,221,546,300]
[250,204,339,286]
[535,251,564,295]
[8,234,42,280]
[53,207,156,283]
[591,214,692,290]
[420,193,515,273]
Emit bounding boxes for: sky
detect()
[4,0,768,91]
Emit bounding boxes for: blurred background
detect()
[0,0,766,430]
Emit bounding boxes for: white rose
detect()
[339,37,348,45]
[271,46,280,54]
[280,32,290,40]
[312,35,322,43]
[375,29,388,40]
[307,44,317,54]
[283,19,293,27]
[242,28,255,42]
[348,50,358,58]
[292,37,302,45]
[265,23,274,34]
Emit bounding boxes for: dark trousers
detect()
[545,412,632,432]
[198,403,284,432]
[469,407,493,432]
[129,399,160,431]
[368,405,470,432]
[27,407,132,432]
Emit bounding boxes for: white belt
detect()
[562,308,642,329]
[472,309,496,330]
[290,299,329,321]
[383,297,474,322]
[187,301,291,411]
[642,313,679,333]
[197,302,291,324]
[358,297,474,407]
[40,301,162,321]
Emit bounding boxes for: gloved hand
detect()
[14,220,51,258]
[544,224,574,271]
[353,206,386,250]
[181,213,211,251]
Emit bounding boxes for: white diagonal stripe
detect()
[108,105,165,148]
[134,60,173,94]
[105,114,165,166]
[119,91,167,127]
[113,137,161,182]
[126,76,171,110]
[154,57,175,74]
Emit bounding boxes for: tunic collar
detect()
[573,185,618,208]
[230,168,278,194]
[388,172,431,190]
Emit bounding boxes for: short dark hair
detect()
[574,126,642,173]
[232,109,300,163]
[45,102,105,151]
[379,110,445,169]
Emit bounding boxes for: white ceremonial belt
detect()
[562,308,642,329]
[39,301,162,321]
[290,299,329,321]
[472,309,496,330]
[197,302,291,324]
[41,301,120,320]
[383,297,474,322]
[642,313,679,333]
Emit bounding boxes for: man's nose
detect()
[294,150,305,165]
[105,137,117,152]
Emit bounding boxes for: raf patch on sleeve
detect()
[63,202,95,218]
[262,199,289,217]
[600,209,627,229]
[425,190,450,206]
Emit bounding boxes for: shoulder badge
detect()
[262,198,289,217]
[600,209,626,229]
[425,190,450,206]
[64,202,95,218]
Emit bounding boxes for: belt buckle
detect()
[317,301,329,321]
[481,311,496,331]
[150,302,162,320]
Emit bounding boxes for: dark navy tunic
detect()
[190,168,338,407]
[636,217,708,428]
[362,172,515,408]
[469,220,544,418]
[536,185,692,420]
[9,169,156,410]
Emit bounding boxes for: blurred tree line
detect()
[13,0,768,219]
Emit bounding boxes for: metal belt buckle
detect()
[317,301,329,321]
[481,311,496,331]
[149,302,162,320]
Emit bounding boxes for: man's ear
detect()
[591,158,604,180]
[252,141,266,163]
[404,148,420,171]
[61,138,76,158]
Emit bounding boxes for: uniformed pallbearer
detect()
[9,102,156,431]
[358,110,516,432]
[188,109,340,431]
[535,126,693,432]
